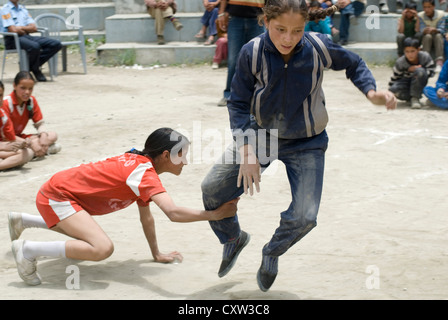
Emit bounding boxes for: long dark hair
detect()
[261,0,339,23]
[13,71,35,119]
[127,127,190,160]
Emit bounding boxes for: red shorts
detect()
[36,191,83,228]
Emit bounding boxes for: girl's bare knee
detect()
[92,241,114,261]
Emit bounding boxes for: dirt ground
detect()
[0,51,447,300]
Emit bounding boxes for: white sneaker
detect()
[217,97,227,107]
[47,143,61,155]
[11,240,41,286]
[411,97,422,109]
[212,62,219,69]
[8,212,24,241]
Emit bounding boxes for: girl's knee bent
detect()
[92,241,114,261]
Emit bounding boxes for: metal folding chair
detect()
[35,13,87,76]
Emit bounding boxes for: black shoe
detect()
[33,70,47,82]
[218,231,250,278]
[257,255,278,292]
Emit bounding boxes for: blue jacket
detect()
[228,31,377,147]
[435,60,448,91]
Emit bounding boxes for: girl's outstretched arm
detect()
[151,192,238,222]
[138,205,183,263]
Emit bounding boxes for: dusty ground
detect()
[0,51,447,300]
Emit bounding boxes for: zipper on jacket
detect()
[281,63,288,122]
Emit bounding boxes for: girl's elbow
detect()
[164,209,181,222]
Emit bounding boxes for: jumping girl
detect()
[1,71,60,159]
[201,0,396,292]
[9,128,238,285]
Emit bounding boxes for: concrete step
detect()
[342,42,397,66]
[332,12,399,43]
[96,40,396,67]
[96,41,216,66]
[116,0,205,14]
[105,13,204,43]
[26,2,115,31]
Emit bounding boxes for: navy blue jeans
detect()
[339,1,365,42]
[223,16,264,99]
[201,128,328,257]
[5,34,62,73]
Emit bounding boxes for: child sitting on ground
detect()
[389,37,435,109]
[423,59,448,109]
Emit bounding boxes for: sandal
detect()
[195,31,205,39]
[204,35,215,46]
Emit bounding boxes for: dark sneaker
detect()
[218,231,250,278]
[257,255,278,292]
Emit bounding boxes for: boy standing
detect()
[389,37,435,109]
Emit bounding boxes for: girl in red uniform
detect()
[9,127,238,285]
[1,71,60,159]
[0,80,32,171]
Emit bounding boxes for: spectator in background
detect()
[423,59,448,109]
[396,2,421,57]
[216,0,265,107]
[195,0,220,45]
[0,0,62,82]
[212,17,228,69]
[145,0,183,45]
[418,0,445,72]
[389,37,435,109]
[0,81,31,171]
[306,0,333,40]
[337,0,366,45]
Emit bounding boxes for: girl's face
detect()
[168,146,189,176]
[13,79,34,104]
[265,10,306,62]
[0,87,4,102]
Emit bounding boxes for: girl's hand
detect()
[4,141,25,152]
[367,89,397,110]
[154,251,183,264]
[238,144,261,195]
[217,12,228,32]
[212,198,240,220]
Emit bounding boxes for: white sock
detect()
[23,241,66,261]
[21,213,48,229]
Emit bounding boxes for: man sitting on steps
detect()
[145,0,183,45]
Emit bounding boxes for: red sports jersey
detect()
[39,153,166,215]
[0,108,16,141]
[2,91,44,138]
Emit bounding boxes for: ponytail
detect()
[308,4,339,21]
[262,0,339,23]
[127,127,190,160]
